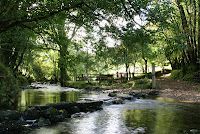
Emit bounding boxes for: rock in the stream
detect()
[47,101,103,113]
[71,112,86,118]
[60,109,70,118]
[44,107,59,118]
[23,100,103,121]
[148,90,159,96]
[25,119,38,127]
[23,107,41,120]
[112,98,124,104]
[105,93,135,105]
[38,117,51,127]
[50,114,65,123]
[118,94,133,100]
[103,99,114,105]
[190,129,199,134]
[108,92,117,97]
[0,120,25,133]
[129,92,147,99]
[0,100,104,133]
[129,90,159,99]
[131,127,146,134]
[0,110,21,121]
[43,107,64,123]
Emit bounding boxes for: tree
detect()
[121,28,153,74]
[148,0,200,71]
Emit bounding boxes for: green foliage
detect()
[170,70,183,80]
[0,63,19,109]
[182,73,195,81]
[17,75,29,86]
[171,66,197,81]
[32,63,47,82]
[172,70,196,81]
[0,27,35,73]
[134,78,152,89]
[1,0,198,89]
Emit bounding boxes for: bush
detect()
[134,78,152,89]
[182,72,195,81]
[0,63,19,109]
[170,70,183,80]
[32,64,46,82]
[17,75,29,86]
[67,81,97,89]
[171,69,196,81]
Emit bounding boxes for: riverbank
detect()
[68,78,200,103]
[106,78,200,103]
[157,78,200,103]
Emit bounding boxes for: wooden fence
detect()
[76,72,144,82]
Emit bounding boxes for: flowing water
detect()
[19,84,200,134]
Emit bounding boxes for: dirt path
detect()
[157,78,200,103]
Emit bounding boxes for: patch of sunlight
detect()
[161,73,171,78]
[156,97,177,103]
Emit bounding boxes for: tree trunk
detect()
[193,0,197,57]
[59,44,68,87]
[176,0,196,63]
[144,58,148,74]
[125,63,129,80]
[198,0,200,62]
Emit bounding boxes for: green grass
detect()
[67,78,153,90]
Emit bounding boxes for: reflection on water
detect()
[18,85,82,110]
[30,99,200,134]
[124,103,200,134]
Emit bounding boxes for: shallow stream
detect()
[18,84,200,134]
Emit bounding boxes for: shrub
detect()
[171,69,196,81]
[182,72,195,81]
[134,78,152,89]
[170,70,183,80]
[67,81,97,89]
[17,75,29,86]
[0,63,19,109]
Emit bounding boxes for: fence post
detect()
[152,63,156,89]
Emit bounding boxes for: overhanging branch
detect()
[0,1,84,33]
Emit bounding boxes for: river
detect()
[18,84,200,134]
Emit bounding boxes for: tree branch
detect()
[120,0,143,27]
[0,1,84,33]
